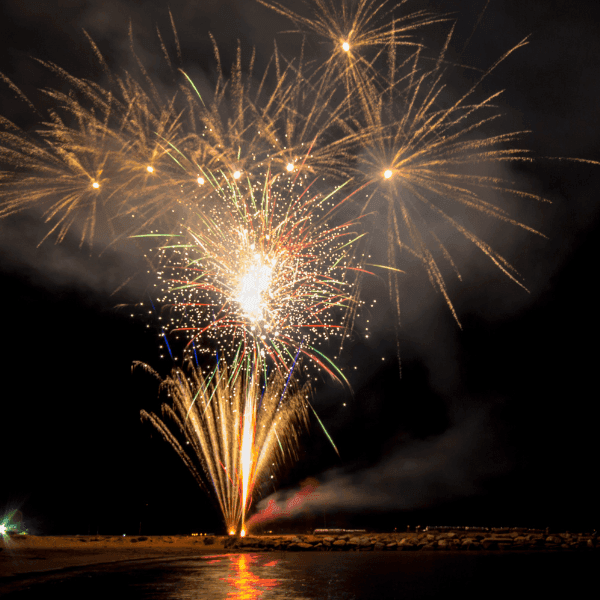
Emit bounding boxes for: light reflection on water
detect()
[135,553,294,599]
[222,554,280,599]
[2,551,598,599]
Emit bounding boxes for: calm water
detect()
[2,551,598,599]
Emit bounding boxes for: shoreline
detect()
[1,530,597,582]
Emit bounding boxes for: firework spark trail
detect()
[137,359,310,534]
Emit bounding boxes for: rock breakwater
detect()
[223,530,598,552]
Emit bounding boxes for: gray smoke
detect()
[254,398,512,517]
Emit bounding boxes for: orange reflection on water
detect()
[223,554,280,599]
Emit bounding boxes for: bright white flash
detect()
[236,255,273,323]
[0,524,6,535]
[342,41,350,52]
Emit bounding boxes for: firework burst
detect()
[146,167,366,383]
[350,36,547,323]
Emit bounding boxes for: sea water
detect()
[1,551,598,599]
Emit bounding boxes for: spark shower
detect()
[0,0,561,533]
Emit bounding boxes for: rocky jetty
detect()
[223,529,598,552]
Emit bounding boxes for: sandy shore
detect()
[1,530,596,582]
[0,535,228,580]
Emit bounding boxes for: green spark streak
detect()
[200,166,220,189]
[274,428,284,454]
[316,180,351,208]
[364,263,405,273]
[332,253,348,269]
[270,338,297,366]
[305,343,349,386]
[181,71,205,106]
[155,134,188,171]
[308,402,340,458]
[338,233,367,250]
[131,233,182,238]
[247,177,258,213]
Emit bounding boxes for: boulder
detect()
[333,539,347,548]
[373,542,385,551]
[398,538,416,551]
[292,542,313,550]
[386,542,398,550]
[546,536,562,544]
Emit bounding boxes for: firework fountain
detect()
[0,0,562,531]
[138,359,311,536]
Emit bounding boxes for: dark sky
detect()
[1,0,599,535]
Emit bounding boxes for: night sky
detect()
[1,0,599,536]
